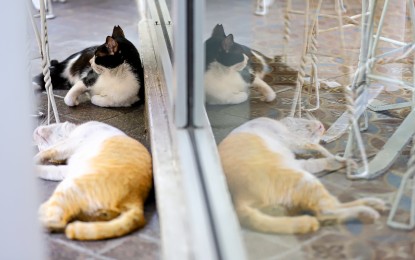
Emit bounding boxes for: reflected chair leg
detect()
[387,137,415,230]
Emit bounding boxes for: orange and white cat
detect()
[219,117,386,234]
[33,121,152,240]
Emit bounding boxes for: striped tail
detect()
[65,206,146,240]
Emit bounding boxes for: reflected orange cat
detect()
[33,121,152,240]
[219,117,385,234]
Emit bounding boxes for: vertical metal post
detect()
[172,0,188,127]
[0,1,46,259]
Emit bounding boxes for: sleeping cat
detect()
[33,121,152,240]
[219,117,386,234]
[34,26,144,107]
[204,24,276,105]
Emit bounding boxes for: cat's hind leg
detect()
[64,81,87,106]
[252,77,276,102]
[235,202,319,234]
[39,189,83,232]
[65,204,146,240]
[36,165,69,181]
[298,181,384,225]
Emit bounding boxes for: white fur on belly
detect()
[204,61,249,105]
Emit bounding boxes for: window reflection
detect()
[205,0,414,259]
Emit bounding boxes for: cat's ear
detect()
[222,34,234,52]
[211,24,225,38]
[106,36,118,55]
[112,25,125,38]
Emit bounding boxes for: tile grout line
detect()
[138,233,161,244]
[263,231,338,260]
[52,238,117,260]
[95,237,129,255]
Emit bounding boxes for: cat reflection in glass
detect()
[204,24,276,105]
[34,26,144,108]
[219,117,386,234]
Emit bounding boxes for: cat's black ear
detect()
[211,24,225,38]
[222,34,234,52]
[105,36,119,55]
[112,25,125,38]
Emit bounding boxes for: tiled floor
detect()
[205,0,415,259]
[29,0,159,259]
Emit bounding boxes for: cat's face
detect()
[280,117,325,143]
[34,122,77,151]
[205,25,248,71]
[92,26,127,71]
[216,34,245,67]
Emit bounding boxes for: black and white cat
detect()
[204,24,276,105]
[34,26,144,107]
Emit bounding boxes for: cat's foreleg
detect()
[35,165,69,181]
[64,81,87,106]
[299,157,347,174]
[34,140,75,164]
[39,189,83,232]
[252,77,276,102]
[293,142,336,158]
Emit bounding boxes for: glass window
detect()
[203,0,415,259]
[149,0,415,259]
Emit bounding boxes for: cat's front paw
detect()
[64,95,79,107]
[325,156,348,171]
[34,149,57,164]
[295,215,320,234]
[261,91,276,102]
[34,152,47,164]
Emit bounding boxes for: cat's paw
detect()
[33,153,44,165]
[33,149,57,164]
[325,156,348,171]
[356,206,380,224]
[65,221,82,239]
[261,91,276,102]
[64,95,79,107]
[295,215,320,234]
[360,197,387,212]
[39,204,67,232]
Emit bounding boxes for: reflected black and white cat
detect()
[34,26,144,107]
[204,24,276,105]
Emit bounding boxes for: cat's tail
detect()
[33,59,71,91]
[65,206,146,240]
